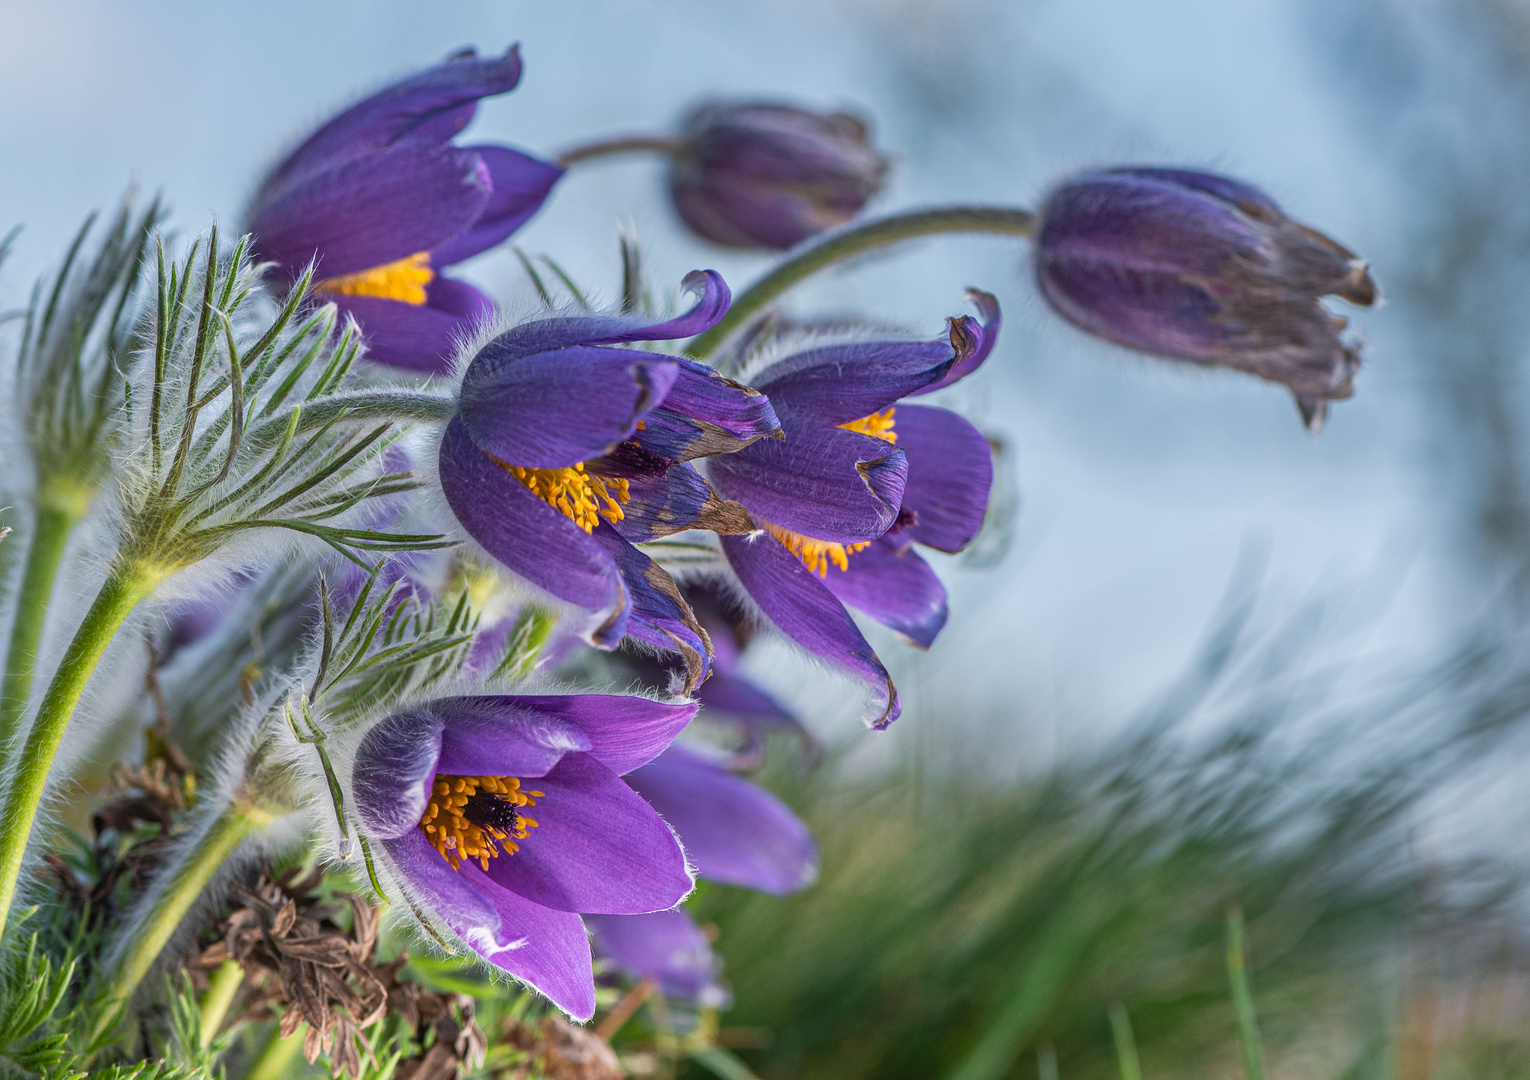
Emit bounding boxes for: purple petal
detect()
[431,145,565,266]
[820,536,947,648]
[253,46,523,208]
[601,459,747,543]
[626,744,817,894]
[696,669,798,728]
[457,859,596,1021]
[458,346,680,470]
[631,359,781,461]
[431,696,593,778]
[708,415,906,544]
[892,404,993,552]
[479,271,730,361]
[910,289,1002,395]
[439,417,630,642]
[586,910,724,1004]
[251,145,490,280]
[383,829,502,946]
[590,525,711,693]
[499,695,698,776]
[751,338,954,424]
[721,533,900,728]
[426,275,495,321]
[331,292,469,374]
[354,710,443,839]
[481,752,693,914]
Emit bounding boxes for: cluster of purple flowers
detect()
[238,44,1375,1020]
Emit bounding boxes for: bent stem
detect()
[686,205,1037,360]
[558,134,682,166]
[0,565,155,941]
[0,499,84,743]
[93,799,267,1044]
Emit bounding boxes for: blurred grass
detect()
[690,610,1530,1080]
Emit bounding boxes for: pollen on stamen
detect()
[504,461,631,533]
[317,251,433,305]
[419,774,544,872]
[764,522,870,577]
[839,406,897,444]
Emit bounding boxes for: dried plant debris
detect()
[502,1016,622,1080]
[378,958,486,1080]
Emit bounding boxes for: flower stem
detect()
[244,1023,305,1080]
[1226,907,1269,1080]
[93,800,265,1043]
[0,501,81,744]
[0,565,154,942]
[686,205,1036,360]
[558,134,683,166]
[198,959,245,1048]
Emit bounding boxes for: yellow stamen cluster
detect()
[839,406,898,444]
[419,774,542,872]
[506,462,631,533]
[766,523,870,577]
[317,251,433,305]
[765,407,899,576]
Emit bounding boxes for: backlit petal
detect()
[892,404,993,552]
[431,145,565,266]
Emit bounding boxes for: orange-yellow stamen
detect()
[317,251,433,305]
[839,406,897,444]
[765,407,898,576]
[419,774,543,872]
[765,522,870,577]
[506,461,631,533]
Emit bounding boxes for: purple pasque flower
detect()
[669,102,890,250]
[587,741,818,1003]
[707,292,1001,728]
[246,45,564,373]
[1034,166,1378,430]
[351,693,699,1020]
[437,271,780,690]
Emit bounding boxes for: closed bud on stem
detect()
[669,102,890,251]
[1034,167,1378,431]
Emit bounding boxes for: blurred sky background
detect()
[3,0,1527,789]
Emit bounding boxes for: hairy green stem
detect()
[686,205,1036,360]
[198,959,245,1047]
[0,500,82,742]
[558,134,682,166]
[0,565,154,941]
[94,800,264,1042]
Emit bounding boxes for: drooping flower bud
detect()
[1034,167,1378,430]
[668,103,890,250]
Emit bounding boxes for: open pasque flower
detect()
[1035,166,1377,430]
[708,292,1000,727]
[351,694,698,1019]
[586,741,817,1003]
[247,45,564,372]
[437,271,780,688]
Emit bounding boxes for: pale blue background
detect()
[1,0,1520,784]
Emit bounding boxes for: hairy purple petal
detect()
[498,695,698,776]
[354,710,444,839]
[253,45,523,209]
[893,404,993,553]
[709,416,906,544]
[430,698,593,778]
[251,145,490,280]
[482,752,693,914]
[626,744,817,894]
[383,829,503,945]
[631,359,781,461]
[721,533,900,728]
[587,910,724,1004]
[590,525,712,692]
[457,860,597,1020]
[911,289,1002,395]
[458,346,680,470]
[820,536,947,648]
[431,145,565,266]
[752,339,954,424]
[439,417,630,643]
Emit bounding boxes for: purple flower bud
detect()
[1034,167,1378,430]
[668,103,890,250]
